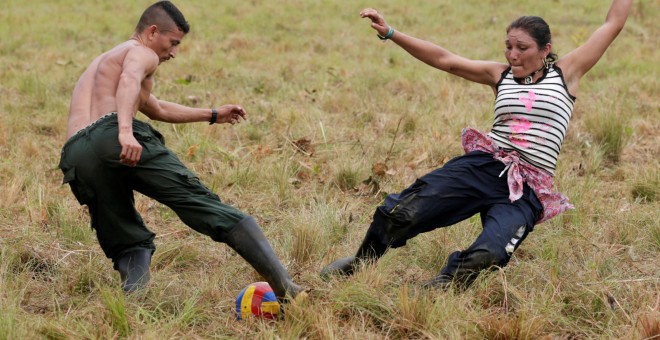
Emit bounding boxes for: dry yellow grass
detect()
[0,0,658,338]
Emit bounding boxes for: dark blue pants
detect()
[368,151,543,276]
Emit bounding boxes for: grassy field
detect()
[0,0,658,338]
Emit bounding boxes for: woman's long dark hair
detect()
[507,16,558,63]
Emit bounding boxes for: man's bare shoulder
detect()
[93,41,159,97]
[125,45,160,75]
[66,41,159,139]
[99,41,156,67]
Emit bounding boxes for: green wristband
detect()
[377,26,395,41]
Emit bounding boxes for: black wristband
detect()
[209,108,218,125]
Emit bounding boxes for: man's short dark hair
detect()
[136,1,190,34]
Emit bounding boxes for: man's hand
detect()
[359,8,389,37]
[119,131,142,167]
[215,104,247,125]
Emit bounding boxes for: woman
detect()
[321,1,632,289]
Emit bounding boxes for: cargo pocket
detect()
[149,126,165,145]
[62,167,94,205]
[382,179,426,240]
[176,170,219,200]
[133,130,165,163]
[133,126,164,146]
[133,131,153,146]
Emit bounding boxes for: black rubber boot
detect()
[115,248,152,293]
[320,228,388,280]
[422,249,498,291]
[221,216,304,300]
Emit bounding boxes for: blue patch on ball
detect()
[235,281,280,320]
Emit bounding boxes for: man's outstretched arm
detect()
[140,95,247,125]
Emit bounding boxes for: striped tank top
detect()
[488,65,576,175]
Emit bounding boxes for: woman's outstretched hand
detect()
[360,8,389,37]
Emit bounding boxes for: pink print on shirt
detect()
[511,116,532,133]
[519,90,537,112]
[508,116,531,148]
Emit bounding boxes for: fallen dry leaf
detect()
[292,137,314,155]
[372,162,388,177]
[186,145,198,158]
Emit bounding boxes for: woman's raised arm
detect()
[360,8,506,87]
[557,0,633,94]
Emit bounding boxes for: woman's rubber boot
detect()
[115,248,152,293]
[320,228,388,280]
[221,216,305,301]
[422,249,497,291]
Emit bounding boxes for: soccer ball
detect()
[235,281,280,320]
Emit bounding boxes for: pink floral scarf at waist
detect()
[461,127,573,224]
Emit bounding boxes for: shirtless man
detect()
[59,1,304,298]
